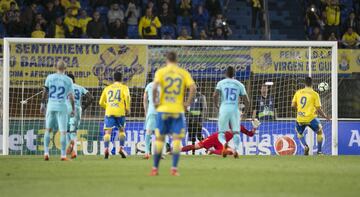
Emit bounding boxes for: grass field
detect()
[0,155,359,197]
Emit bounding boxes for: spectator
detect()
[47,16,70,38]
[108,3,124,24]
[125,1,140,26]
[212,13,225,29]
[250,0,264,34]
[78,9,92,37]
[6,10,25,37]
[344,12,358,32]
[205,0,221,17]
[177,27,192,40]
[159,2,176,26]
[325,0,340,38]
[109,19,127,38]
[212,27,225,39]
[252,84,276,121]
[54,0,65,16]
[328,32,338,41]
[2,2,18,25]
[309,26,323,40]
[34,13,48,30]
[157,0,176,13]
[318,10,327,30]
[90,0,109,8]
[211,13,232,38]
[20,3,37,34]
[43,1,57,23]
[199,29,208,40]
[87,11,107,38]
[0,0,18,15]
[193,5,210,30]
[342,27,360,48]
[178,0,191,16]
[62,0,81,16]
[64,8,81,37]
[138,8,161,39]
[305,4,320,31]
[146,1,157,15]
[31,23,46,38]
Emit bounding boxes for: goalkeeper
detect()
[66,74,94,159]
[181,119,260,155]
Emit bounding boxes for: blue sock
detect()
[172,154,180,168]
[299,137,308,147]
[317,140,322,152]
[218,132,226,145]
[145,133,151,154]
[233,133,240,151]
[119,131,125,147]
[104,133,110,148]
[60,132,66,157]
[44,130,50,155]
[153,153,162,168]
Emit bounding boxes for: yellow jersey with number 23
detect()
[154,63,195,113]
[292,87,321,123]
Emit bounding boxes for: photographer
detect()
[138,8,161,39]
[211,14,232,39]
[305,4,320,32]
[250,0,264,34]
[125,1,140,26]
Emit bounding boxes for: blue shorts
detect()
[156,112,186,136]
[296,118,322,135]
[68,107,82,132]
[145,113,157,131]
[46,110,68,132]
[104,116,126,130]
[218,110,240,132]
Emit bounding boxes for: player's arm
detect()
[40,86,48,114]
[143,90,148,117]
[99,89,107,109]
[291,92,297,109]
[184,72,196,108]
[240,125,255,137]
[314,93,330,120]
[124,86,131,115]
[82,92,94,111]
[252,109,257,120]
[201,94,207,120]
[69,92,75,116]
[213,90,220,109]
[240,94,250,119]
[152,71,161,107]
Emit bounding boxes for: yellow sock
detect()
[104,133,111,148]
[172,139,181,154]
[155,140,164,155]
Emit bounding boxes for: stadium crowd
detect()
[0,0,232,40]
[304,0,360,48]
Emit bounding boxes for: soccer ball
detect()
[318,82,329,92]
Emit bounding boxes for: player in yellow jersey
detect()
[99,72,131,159]
[150,52,196,176]
[292,77,330,155]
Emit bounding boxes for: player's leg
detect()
[117,116,127,158]
[217,111,229,146]
[67,109,81,158]
[103,116,114,159]
[230,111,241,158]
[295,122,309,155]
[144,114,156,159]
[169,113,186,176]
[57,111,69,160]
[44,111,55,160]
[151,112,167,176]
[310,118,323,155]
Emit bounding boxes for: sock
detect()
[145,132,151,154]
[44,130,50,155]
[66,132,71,146]
[153,139,164,169]
[181,144,195,152]
[104,133,111,149]
[172,139,181,168]
[218,132,226,145]
[70,132,77,154]
[317,130,323,153]
[60,132,66,157]
[298,134,308,147]
[233,133,241,151]
[119,130,126,147]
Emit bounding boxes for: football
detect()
[318,82,329,92]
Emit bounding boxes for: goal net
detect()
[1,38,338,156]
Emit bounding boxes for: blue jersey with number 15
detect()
[216,78,247,111]
[45,73,74,112]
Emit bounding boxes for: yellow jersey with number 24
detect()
[154,63,195,113]
[292,87,321,123]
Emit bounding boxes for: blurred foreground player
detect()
[41,61,75,161]
[66,74,94,159]
[150,51,196,176]
[181,120,260,155]
[291,77,330,155]
[99,72,131,159]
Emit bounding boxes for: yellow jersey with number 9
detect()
[154,63,195,113]
[292,87,321,123]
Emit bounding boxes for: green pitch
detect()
[0,156,359,197]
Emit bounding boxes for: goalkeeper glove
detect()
[251,119,261,129]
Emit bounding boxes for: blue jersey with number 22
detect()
[45,73,74,112]
[216,78,247,112]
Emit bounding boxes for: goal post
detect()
[1,38,338,156]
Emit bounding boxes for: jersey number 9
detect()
[300,96,307,108]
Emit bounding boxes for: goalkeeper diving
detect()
[181,119,260,155]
